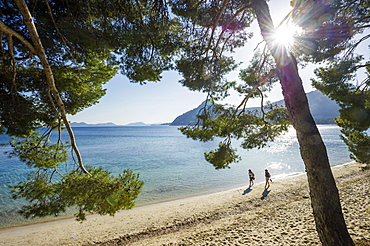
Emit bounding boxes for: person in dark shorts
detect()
[248,169,255,187]
[264,169,272,189]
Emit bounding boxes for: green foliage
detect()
[10,166,143,221]
[180,103,290,169]
[118,16,184,83]
[1,0,181,136]
[170,0,254,102]
[7,130,143,221]
[237,52,278,94]
[204,142,240,169]
[59,168,143,221]
[53,52,119,115]
[339,129,370,165]
[291,0,364,62]
[7,131,68,169]
[292,0,370,166]
[312,57,370,165]
[177,56,238,98]
[7,129,143,221]
[241,106,291,149]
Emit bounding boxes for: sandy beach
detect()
[0,162,369,245]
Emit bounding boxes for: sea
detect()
[0,124,352,229]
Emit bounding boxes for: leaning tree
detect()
[167,0,367,244]
[0,0,181,221]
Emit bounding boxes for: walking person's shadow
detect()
[242,186,253,195]
[261,188,270,200]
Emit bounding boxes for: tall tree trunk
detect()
[14,0,91,176]
[252,0,354,245]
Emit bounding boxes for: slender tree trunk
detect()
[252,0,354,245]
[14,0,91,176]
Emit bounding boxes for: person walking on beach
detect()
[248,169,255,187]
[264,169,272,189]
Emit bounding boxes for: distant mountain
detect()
[170,90,340,126]
[125,122,151,126]
[70,122,118,127]
[70,121,169,127]
[170,101,209,126]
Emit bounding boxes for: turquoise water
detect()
[0,125,351,228]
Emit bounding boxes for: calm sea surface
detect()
[0,125,352,228]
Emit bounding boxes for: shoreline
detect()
[0,161,369,245]
[0,161,321,232]
[0,163,310,231]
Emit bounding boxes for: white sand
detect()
[0,162,369,245]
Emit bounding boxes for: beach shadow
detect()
[242,187,253,195]
[261,188,270,200]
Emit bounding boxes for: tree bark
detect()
[14,0,91,176]
[252,0,354,245]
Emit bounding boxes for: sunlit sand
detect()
[0,162,369,245]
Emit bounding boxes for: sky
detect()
[68,0,368,125]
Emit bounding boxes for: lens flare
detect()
[273,24,301,47]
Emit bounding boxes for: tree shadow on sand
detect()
[242,187,253,195]
[261,188,270,200]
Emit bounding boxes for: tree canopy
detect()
[1,0,180,220]
[1,0,183,136]
[277,0,370,166]
[164,0,370,172]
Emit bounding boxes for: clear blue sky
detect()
[68,0,368,125]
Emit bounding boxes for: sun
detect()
[273,24,301,47]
